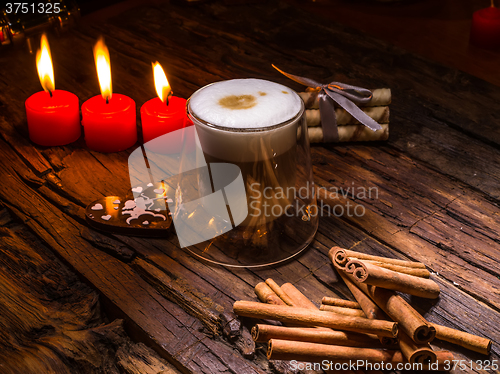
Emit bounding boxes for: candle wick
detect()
[166,91,173,106]
[49,90,53,98]
[492,0,495,7]
[106,97,109,104]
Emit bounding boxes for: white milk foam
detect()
[189,78,301,129]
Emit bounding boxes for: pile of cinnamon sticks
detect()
[232,247,492,370]
[299,87,390,143]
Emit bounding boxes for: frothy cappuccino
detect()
[184,78,317,266]
[189,78,301,130]
[188,78,304,226]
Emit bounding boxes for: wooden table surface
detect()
[0,1,499,373]
[287,0,500,89]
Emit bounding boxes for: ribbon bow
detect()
[273,65,382,142]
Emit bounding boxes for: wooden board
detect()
[0,1,499,373]
[0,207,181,374]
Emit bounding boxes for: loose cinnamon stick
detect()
[280,283,317,310]
[299,88,392,109]
[308,124,389,143]
[329,247,349,269]
[338,272,396,347]
[362,260,430,278]
[434,323,492,355]
[267,339,452,370]
[267,282,340,334]
[254,282,287,306]
[282,280,368,319]
[394,350,453,371]
[321,297,361,309]
[338,271,386,320]
[431,351,455,370]
[267,339,399,363]
[333,250,436,344]
[280,282,380,339]
[233,301,398,338]
[251,324,384,348]
[347,276,436,344]
[319,304,367,318]
[399,330,436,364]
[329,247,426,270]
[281,283,386,347]
[346,259,440,299]
[265,279,295,306]
[305,106,390,127]
[397,350,454,371]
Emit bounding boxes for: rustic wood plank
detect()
[277,219,500,369]
[132,257,223,335]
[388,109,500,200]
[117,0,500,201]
[312,145,500,309]
[288,209,500,354]
[0,211,182,374]
[2,0,500,200]
[0,140,266,374]
[112,207,500,373]
[0,106,497,374]
[290,266,500,373]
[0,0,499,372]
[116,343,182,374]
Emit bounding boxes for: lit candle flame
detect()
[36,34,55,93]
[93,37,112,101]
[152,61,171,104]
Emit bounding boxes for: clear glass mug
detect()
[178,79,319,267]
[128,79,318,267]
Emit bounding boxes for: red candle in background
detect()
[26,34,80,146]
[470,0,500,49]
[82,37,137,153]
[141,62,192,154]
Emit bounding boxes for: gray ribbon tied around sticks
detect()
[273,65,382,142]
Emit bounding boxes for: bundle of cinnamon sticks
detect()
[232,248,492,370]
[330,247,491,354]
[299,87,390,143]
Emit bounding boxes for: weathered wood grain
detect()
[116,342,182,374]
[312,144,500,306]
[0,210,182,374]
[0,141,266,374]
[0,0,499,373]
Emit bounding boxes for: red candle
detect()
[26,34,80,146]
[82,94,136,152]
[142,97,187,141]
[470,1,500,49]
[141,62,191,154]
[82,37,137,153]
